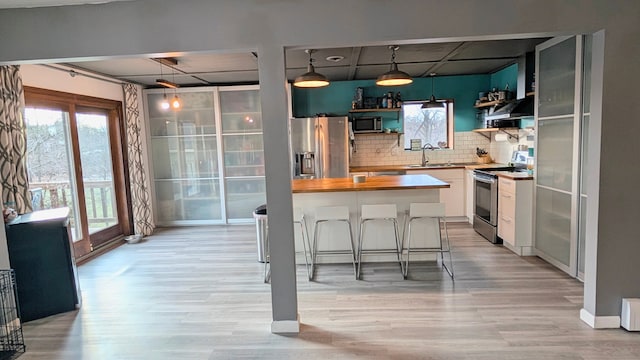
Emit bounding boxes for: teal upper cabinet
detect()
[291,74,489,132]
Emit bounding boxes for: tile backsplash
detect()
[350,130,534,167]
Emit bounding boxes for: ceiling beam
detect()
[347,47,362,81]
[418,42,470,77]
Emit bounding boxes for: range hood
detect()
[485,96,534,121]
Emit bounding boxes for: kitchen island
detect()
[292,174,449,264]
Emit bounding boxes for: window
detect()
[24,86,132,259]
[402,100,454,150]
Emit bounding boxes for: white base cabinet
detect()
[497,177,533,256]
[407,169,465,219]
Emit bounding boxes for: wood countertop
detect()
[292,174,450,193]
[495,171,534,180]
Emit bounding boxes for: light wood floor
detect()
[18,223,640,359]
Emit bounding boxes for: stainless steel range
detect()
[473,151,529,243]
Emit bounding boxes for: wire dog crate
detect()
[0,270,25,360]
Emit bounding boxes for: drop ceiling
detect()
[56,38,547,89]
[0,2,548,87]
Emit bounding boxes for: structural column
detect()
[257,44,299,333]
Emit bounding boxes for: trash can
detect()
[253,204,268,263]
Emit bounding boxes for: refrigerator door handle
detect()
[316,123,323,178]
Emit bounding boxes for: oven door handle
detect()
[473,174,496,184]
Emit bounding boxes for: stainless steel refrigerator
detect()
[289,116,350,179]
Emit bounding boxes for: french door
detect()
[24,87,132,258]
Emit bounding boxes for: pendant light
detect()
[293,49,330,88]
[158,62,170,110]
[422,73,445,108]
[170,65,181,110]
[376,45,413,86]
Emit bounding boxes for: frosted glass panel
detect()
[583,35,592,113]
[538,38,576,118]
[536,117,574,192]
[154,180,222,221]
[223,134,265,176]
[151,136,219,179]
[225,178,266,219]
[580,114,589,194]
[578,195,587,275]
[220,90,262,133]
[147,92,216,136]
[535,187,572,266]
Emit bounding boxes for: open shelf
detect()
[472,127,520,141]
[349,108,400,113]
[474,100,505,109]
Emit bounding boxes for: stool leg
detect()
[404,218,413,279]
[357,220,366,280]
[264,230,270,283]
[346,220,358,279]
[392,219,404,275]
[311,220,322,281]
[440,218,454,279]
[299,218,312,281]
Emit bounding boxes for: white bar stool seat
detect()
[357,204,403,279]
[403,202,454,279]
[311,206,357,280]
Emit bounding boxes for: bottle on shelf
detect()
[395,92,402,108]
[381,94,388,109]
[387,92,394,109]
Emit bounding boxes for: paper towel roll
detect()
[494,133,509,142]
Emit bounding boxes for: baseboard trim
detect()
[580,308,621,329]
[271,314,300,334]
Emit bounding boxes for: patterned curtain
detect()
[0,66,31,214]
[123,83,154,236]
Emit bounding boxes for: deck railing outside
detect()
[29,181,116,231]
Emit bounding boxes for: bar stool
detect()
[403,202,454,279]
[311,206,357,280]
[263,207,312,283]
[357,204,403,279]
[293,207,312,280]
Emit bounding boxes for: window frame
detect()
[24,86,133,259]
[402,99,454,150]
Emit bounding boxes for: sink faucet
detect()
[421,143,435,166]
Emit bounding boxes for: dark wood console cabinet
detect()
[5,208,81,322]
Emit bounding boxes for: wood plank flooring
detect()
[17,223,640,359]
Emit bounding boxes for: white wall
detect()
[20,64,123,101]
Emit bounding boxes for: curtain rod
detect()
[39,64,129,86]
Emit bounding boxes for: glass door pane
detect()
[536,117,574,192]
[24,108,82,241]
[538,37,576,117]
[147,90,222,224]
[76,112,118,234]
[219,88,265,221]
[535,187,572,267]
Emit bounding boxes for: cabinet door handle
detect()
[501,194,512,199]
[501,216,512,223]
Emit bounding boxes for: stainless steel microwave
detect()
[351,116,383,133]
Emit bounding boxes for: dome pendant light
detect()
[293,49,330,88]
[376,45,413,86]
[422,73,445,108]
